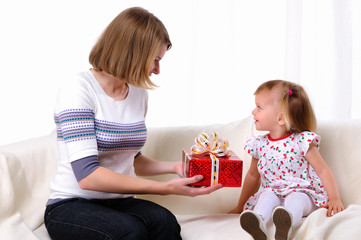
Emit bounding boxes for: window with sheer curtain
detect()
[285,0,361,120]
[0,0,359,145]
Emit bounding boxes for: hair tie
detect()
[288,90,293,96]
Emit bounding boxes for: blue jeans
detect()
[44,197,182,240]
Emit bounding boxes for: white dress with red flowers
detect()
[243,131,328,211]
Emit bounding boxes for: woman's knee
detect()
[147,206,181,239]
[151,205,179,227]
[45,199,149,240]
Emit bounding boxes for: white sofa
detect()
[1,116,361,240]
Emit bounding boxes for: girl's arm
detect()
[229,157,261,213]
[79,165,222,197]
[306,143,345,217]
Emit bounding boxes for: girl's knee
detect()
[284,192,313,208]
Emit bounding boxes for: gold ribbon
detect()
[190,132,229,185]
[190,132,229,157]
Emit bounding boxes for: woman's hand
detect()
[164,175,222,197]
[173,161,184,177]
[320,198,345,217]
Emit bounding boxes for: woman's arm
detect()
[306,143,345,217]
[78,165,221,197]
[133,154,183,177]
[229,157,261,213]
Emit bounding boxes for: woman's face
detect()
[149,44,168,76]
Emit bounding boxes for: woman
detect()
[45,7,222,240]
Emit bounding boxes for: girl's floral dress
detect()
[243,131,328,211]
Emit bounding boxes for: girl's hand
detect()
[228,206,243,214]
[165,175,222,197]
[320,198,345,217]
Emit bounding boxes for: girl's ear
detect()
[278,112,286,126]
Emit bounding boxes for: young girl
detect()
[230,80,344,240]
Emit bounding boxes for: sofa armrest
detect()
[0,131,58,238]
[317,119,361,207]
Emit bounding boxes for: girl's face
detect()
[149,44,168,76]
[252,89,282,132]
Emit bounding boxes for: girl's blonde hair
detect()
[89,7,172,89]
[255,80,317,132]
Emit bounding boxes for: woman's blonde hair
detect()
[89,7,172,89]
[255,80,317,132]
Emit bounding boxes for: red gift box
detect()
[183,148,243,187]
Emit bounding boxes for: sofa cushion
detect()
[176,205,361,240]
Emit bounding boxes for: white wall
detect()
[3,1,360,146]
[5,0,357,148]
[0,0,288,145]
